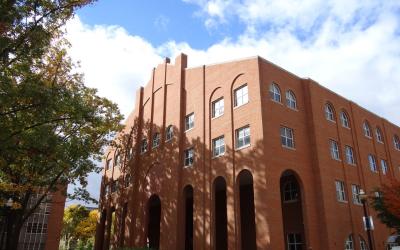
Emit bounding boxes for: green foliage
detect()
[0,0,123,249]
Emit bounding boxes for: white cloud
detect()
[64,1,400,203]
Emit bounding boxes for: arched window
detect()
[394,135,400,150]
[359,236,368,250]
[283,181,299,202]
[376,127,383,143]
[363,122,372,138]
[125,174,131,188]
[152,132,160,148]
[141,138,148,154]
[166,125,173,141]
[345,234,354,250]
[340,111,350,128]
[269,83,281,102]
[325,104,335,122]
[114,153,121,168]
[286,90,297,109]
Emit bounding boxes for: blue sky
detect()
[65,0,400,206]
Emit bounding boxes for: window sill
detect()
[235,144,251,151]
[332,158,341,162]
[233,101,248,110]
[283,199,299,203]
[183,165,193,169]
[185,128,194,133]
[211,114,224,120]
[347,163,357,166]
[212,153,225,159]
[338,200,348,204]
[377,141,384,144]
[287,106,298,111]
[365,135,372,139]
[282,145,296,150]
[327,119,336,123]
[271,99,283,105]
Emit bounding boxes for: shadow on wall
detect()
[97,118,307,250]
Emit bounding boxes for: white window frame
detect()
[351,184,362,205]
[269,83,281,103]
[234,84,248,107]
[325,104,335,122]
[368,154,377,172]
[363,122,372,138]
[359,237,368,250]
[345,145,355,165]
[140,138,148,154]
[212,136,225,157]
[335,180,346,202]
[381,159,388,175]
[235,126,250,149]
[287,233,303,250]
[345,235,354,250]
[166,125,173,141]
[152,132,160,148]
[184,148,194,167]
[376,128,383,143]
[185,113,194,131]
[394,135,400,150]
[212,98,224,118]
[340,111,350,128]
[330,140,340,160]
[281,126,295,149]
[285,90,297,109]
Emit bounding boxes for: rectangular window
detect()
[212,98,224,118]
[368,154,377,172]
[330,140,340,160]
[141,139,147,154]
[152,133,160,148]
[381,159,388,175]
[351,184,362,205]
[184,148,194,167]
[213,136,225,157]
[185,113,194,131]
[106,159,111,170]
[345,146,355,165]
[234,84,248,107]
[287,233,303,250]
[236,126,250,149]
[335,180,346,202]
[281,126,295,148]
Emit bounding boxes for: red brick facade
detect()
[95,54,400,250]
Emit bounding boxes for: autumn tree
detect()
[0,1,123,249]
[371,178,400,233]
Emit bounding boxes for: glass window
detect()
[184,148,194,167]
[394,135,400,150]
[127,147,133,160]
[340,111,350,128]
[359,236,368,250]
[152,132,160,148]
[283,181,299,202]
[281,126,295,148]
[236,126,250,149]
[125,174,131,188]
[166,125,173,141]
[269,83,281,102]
[141,138,148,154]
[363,122,371,138]
[212,98,224,118]
[351,185,362,205]
[345,146,355,165]
[345,235,354,250]
[286,90,297,109]
[330,140,340,160]
[234,84,248,107]
[287,233,303,250]
[368,154,377,172]
[325,104,335,122]
[114,153,121,168]
[185,113,194,131]
[381,159,388,175]
[335,180,346,202]
[212,136,225,157]
[376,128,383,143]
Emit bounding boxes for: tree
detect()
[371,178,400,233]
[0,1,123,249]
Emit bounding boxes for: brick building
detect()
[95,54,400,250]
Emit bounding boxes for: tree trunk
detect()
[4,210,23,250]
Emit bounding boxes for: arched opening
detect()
[238,170,257,250]
[280,170,306,250]
[183,185,194,250]
[213,176,227,250]
[147,195,161,249]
